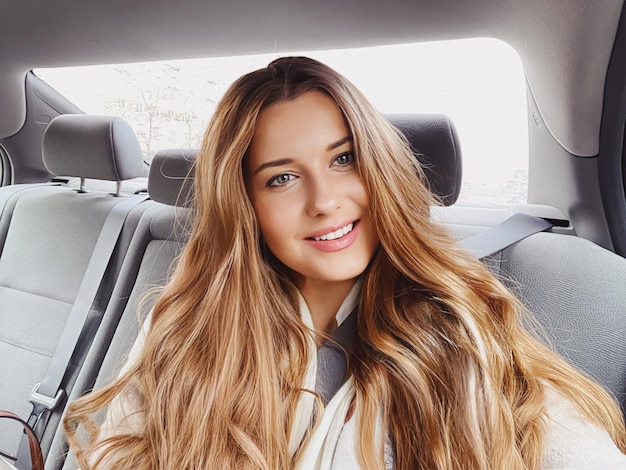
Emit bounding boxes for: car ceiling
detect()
[0,0,623,158]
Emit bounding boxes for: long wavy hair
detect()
[64,56,626,469]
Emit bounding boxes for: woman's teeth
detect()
[313,222,354,241]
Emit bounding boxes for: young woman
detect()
[64,56,626,469]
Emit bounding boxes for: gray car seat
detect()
[0,115,150,463]
[492,233,626,408]
[55,149,194,469]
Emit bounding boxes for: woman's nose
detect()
[306,174,341,217]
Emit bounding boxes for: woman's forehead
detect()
[249,92,350,159]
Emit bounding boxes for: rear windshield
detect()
[36,38,527,204]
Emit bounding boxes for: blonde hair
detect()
[64,56,626,469]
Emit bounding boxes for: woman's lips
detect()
[304,220,360,252]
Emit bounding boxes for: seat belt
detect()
[316,308,359,405]
[15,193,149,469]
[458,212,554,259]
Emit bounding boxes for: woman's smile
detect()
[304,220,360,252]
[307,220,355,241]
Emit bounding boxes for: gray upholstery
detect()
[387,114,462,206]
[56,205,189,469]
[0,187,30,257]
[0,115,150,460]
[42,115,144,181]
[148,149,196,207]
[50,146,193,469]
[52,197,191,469]
[439,215,626,408]
[497,232,626,407]
[0,189,147,457]
[442,215,626,407]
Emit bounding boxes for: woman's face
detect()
[247,91,379,288]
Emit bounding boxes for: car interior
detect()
[1,1,626,469]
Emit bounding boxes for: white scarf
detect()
[290,282,361,469]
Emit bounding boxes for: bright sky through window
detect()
[36,38,527,203]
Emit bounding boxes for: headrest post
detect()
[114,181,122,197]
[74,177,87,194]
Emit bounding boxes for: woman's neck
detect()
[300,278,357,333]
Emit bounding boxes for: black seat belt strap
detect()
[16,193,148,466]
[316,308,359,405]
[458,212,554,259]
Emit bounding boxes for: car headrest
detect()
[387,114,462,206]
[148,114,462,207]
[43,114,144,181]
[148,148,196,206]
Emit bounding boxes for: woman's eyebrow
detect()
[251,136,353,176]
[327,135,353,151]
[252,158,294,176]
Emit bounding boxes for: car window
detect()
[35,38,527,204]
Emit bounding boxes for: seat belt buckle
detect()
[29,383,64,411]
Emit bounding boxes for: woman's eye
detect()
[267,173,293,187]
[334,152,354,166]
